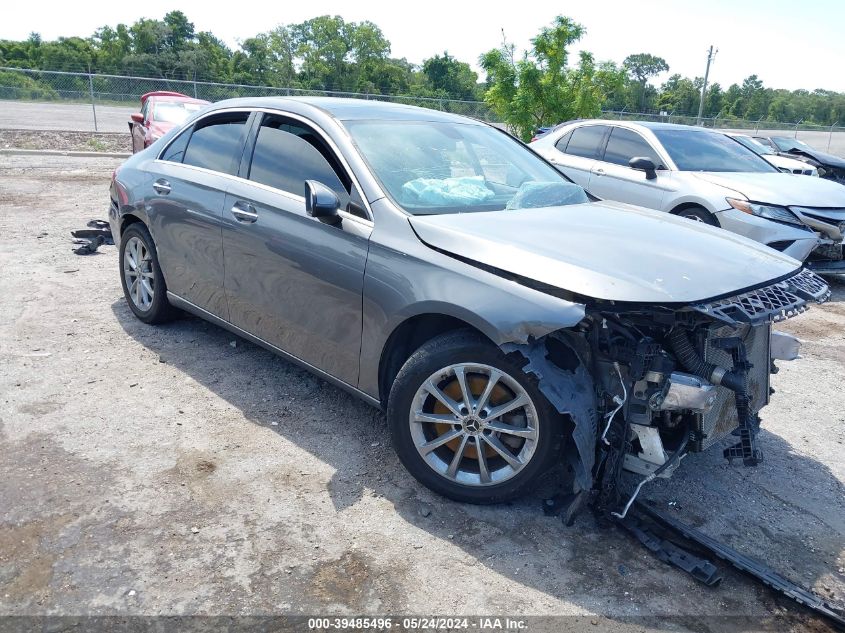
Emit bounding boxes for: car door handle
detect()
[231,201,258,223]
[593,167,605,175]
[152,179,171,195]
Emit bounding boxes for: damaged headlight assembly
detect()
[726,198,803,226]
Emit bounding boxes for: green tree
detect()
[422,52,479,100]
[656,74,700,115]
[623,53,668,110]
[480,16,624,140]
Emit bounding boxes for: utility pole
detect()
[696,45,717,126]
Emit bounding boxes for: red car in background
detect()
[129,91,209,153]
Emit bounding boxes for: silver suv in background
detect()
[531,121,845,273]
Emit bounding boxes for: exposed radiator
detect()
[691,323,771,452]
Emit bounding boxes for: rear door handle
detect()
[152,179,171,195]
[231,201,258,224]
[593,167,605,175]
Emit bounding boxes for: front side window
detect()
[182,113,249,175]
[654,129,777,172]
[248,116,350,205]
[344,120,588,215]
[603,127,664,168]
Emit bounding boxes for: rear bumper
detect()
[715,208,819,261]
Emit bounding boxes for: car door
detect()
[546,124,610,189]
[145,110,252,320]
[587,126,670,210]
[221,113,372,386]
[130,99,149,154]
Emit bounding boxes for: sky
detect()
[2,0,844,92]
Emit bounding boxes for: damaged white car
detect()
[109,98,830,519]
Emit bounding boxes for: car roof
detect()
[589,120,714,132]
[141,91,207,105]
[203,96,483,124]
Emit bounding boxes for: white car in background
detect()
[726,133,818,176]
[530,120,845,273]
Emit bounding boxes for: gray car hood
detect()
[692,171,845,206]
[410,200,800,303]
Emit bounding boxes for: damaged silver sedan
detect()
[109,97,830,516]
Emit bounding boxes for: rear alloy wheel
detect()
[119,223,176,324]
[388,330,565,503]
[677,206,718,226]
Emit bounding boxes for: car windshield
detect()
[153,101,204,123]
[343,119,589,215]
[654,129,777,172]
[772,137,813,152]
[731,135,773,155]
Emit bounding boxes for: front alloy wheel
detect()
[388,330,565,504]
[409,363,539,487]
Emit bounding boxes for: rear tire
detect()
[119,223,176,324]
[677,206,719,226]
[387,330,566,504]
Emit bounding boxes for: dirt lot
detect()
[0,154,843,631]
[0,129,128,154]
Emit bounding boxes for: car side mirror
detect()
[130,113,144,124]
[629,156,657,180]
[305,180,341,225]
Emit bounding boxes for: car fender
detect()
[663,172,739,215]
[357,201,587,398]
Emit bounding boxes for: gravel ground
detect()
[0,129,129,154]
[0,154,843,631]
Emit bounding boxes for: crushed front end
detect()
[516,268,830,521]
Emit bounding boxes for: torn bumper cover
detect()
[499,267,829,517]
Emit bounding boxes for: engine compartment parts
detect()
[511,267,830,524]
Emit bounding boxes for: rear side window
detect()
[182,113,249,175]
[603,127,664,168]
[564,126,608,159]
[554,131,572,152]
[248,116,349,203]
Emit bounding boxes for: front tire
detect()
[387,330,566,504]
[119,223,176,324]
[677,206,719,226]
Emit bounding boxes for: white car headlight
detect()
[726,198,803,225]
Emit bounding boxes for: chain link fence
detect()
[1,67,844,156]
[0,66,494,129]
